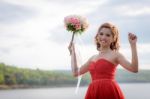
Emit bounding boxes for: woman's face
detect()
[97,27,113,47]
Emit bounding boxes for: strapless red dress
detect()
[85,58,125,99]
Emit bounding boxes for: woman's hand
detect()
[68,41,75,55]
[128,32,137,45]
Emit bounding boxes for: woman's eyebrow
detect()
[99,32,103,33]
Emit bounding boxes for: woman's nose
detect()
[101,35,106,39]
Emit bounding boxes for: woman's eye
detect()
[106,34,110,37]
[99,33,103,35]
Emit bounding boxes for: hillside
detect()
[0,63,150,89]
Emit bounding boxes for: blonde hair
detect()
[95,22,120,51]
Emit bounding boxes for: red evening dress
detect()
[85,58,125,99]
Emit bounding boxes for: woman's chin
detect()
[100,43,109,47]
[100,43,106,45]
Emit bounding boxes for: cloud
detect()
[85,0,150,44]
[49,0,150,45]
[0,1,36,24]
[48,24,96,47]
[0,0,103,70]
[116,6,150,17]
[105,0,150,7]
[0,0,150,70]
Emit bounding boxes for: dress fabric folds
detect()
[85,59,125,99]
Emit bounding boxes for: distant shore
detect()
[1,63,150,90]
[1,82,150,90]
[0,84,82,90]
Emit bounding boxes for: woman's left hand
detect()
[128,32,137,45]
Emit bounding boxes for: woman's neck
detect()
[99,47,111,54]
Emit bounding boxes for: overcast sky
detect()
[0,0,150,70]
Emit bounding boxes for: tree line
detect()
[0,63,150,89]
[0,63,89,87]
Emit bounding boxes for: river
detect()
[0,83,150,99]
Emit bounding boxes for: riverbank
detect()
[0,85,31,90]
[1,82,150,90]
[0,84,83,90]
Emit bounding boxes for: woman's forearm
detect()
[71,48,79,76]
[130,44,138,72]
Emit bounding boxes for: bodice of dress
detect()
[86,58,125,99]
[89,58,117,81]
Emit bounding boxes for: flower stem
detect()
[70,32,75,44]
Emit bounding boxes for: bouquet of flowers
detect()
[64,15,88,93]
[64,15,89,43]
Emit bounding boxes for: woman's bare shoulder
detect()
[88,54,98,62]
[112,51,125,61]
[114,51,124,57]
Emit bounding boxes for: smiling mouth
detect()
[100,40,107,43]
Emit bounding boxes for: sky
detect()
[0,0,150,70]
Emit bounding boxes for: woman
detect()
[68,22,138,99]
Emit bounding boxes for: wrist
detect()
[130,44,137,49]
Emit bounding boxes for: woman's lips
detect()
[100,40,107,43]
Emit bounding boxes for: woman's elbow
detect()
[132,69,138,73]
[73,72,78,77]
[132,67,139,73]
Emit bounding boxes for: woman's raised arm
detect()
[117,33,138,73]
[68,42,93,77]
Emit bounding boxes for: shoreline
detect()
[1,82,150,90]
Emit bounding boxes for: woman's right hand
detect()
[68,42,75,55]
